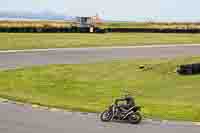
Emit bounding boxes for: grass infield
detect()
[0,57,200,121]
[1,33,200,50]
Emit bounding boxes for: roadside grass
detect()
[99,22,200,29]
[0,20,71,28]
[1,21,200,29]
[0,57,200,121]
[1,33,200,50]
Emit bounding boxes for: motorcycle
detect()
[100,103,142,124]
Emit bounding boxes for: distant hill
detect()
[0,11,74,21]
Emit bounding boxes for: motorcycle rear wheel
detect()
[128,112,142,124]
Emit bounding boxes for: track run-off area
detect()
[0,44,200,133]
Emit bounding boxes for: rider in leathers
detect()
[115,95,135,111]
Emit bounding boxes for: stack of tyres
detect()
[177,63,200,75]
[95,28,106,33]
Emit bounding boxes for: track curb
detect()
[0,97,199,126]
[0,44,200,53]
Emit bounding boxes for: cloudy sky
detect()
[0,0,199,21]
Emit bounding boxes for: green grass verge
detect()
[99,22,200,29]
[1,33,200,50]
[0,57,200,121]
[1,21,200,29]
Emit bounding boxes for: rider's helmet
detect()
[125,94,132,99]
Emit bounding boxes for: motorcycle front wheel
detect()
[100,110,113,122]
[128,112,142,124]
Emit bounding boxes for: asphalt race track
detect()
[0,100,200,133]
[0,44,200,133]
[1,44,200,69]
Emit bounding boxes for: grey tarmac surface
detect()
[0,44,200,133]
[1,44,200,69]
[0,101,200,133]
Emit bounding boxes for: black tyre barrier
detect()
[95,28,107,33]
[177,63,200,75]
[1,27,200,33]
[104,28,200,33]
[0,27,72,33]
